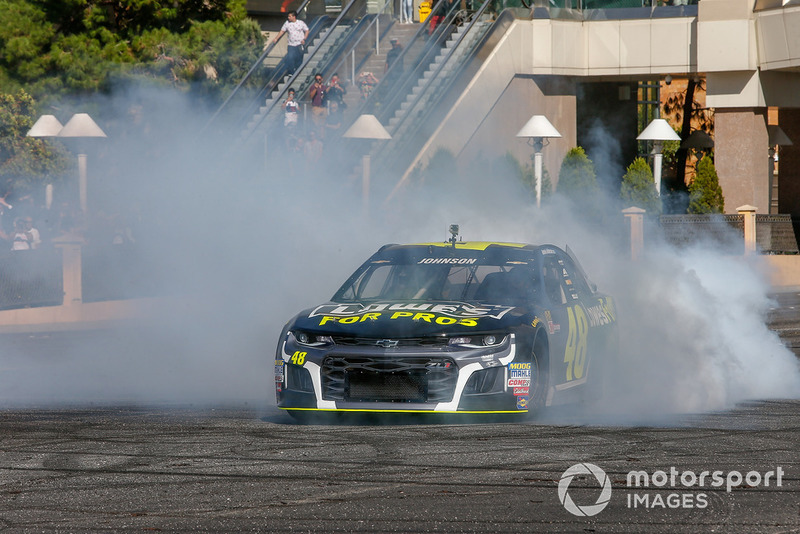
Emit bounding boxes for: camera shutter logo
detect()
[558,463,612,516]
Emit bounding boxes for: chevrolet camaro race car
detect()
[274,236,617,418]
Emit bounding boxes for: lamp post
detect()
[343,114,391,215]
[26,115,65,210]
[767,125,792,214]
[637,118,680,196]
[516,115,561,207]
[57,113,107,215]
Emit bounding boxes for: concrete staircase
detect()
[241,23,354,142]
[373,19,491,169]
[341,23,422,112]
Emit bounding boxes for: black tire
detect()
[527,338,549,416]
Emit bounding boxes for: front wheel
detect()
[526,341,549,416]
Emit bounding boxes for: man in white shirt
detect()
[272,11,309,75]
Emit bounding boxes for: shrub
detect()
[556,146,598,198]
[620,157,660,214]
[688,156,724,214]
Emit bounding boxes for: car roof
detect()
[384,242,539,251]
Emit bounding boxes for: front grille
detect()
[322,355,458,403]
[330,336,449,347]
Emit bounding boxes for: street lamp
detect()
[637,118,680,196]
[767,125,792,214]
[343,114,391,214]
[26,115,65,209]
[516,115,561,207]
[57,113,107,214]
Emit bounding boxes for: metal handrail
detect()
[203,0,313,133]
[375,0,492,147]
[325,0,397,86]
[335,0,462,136]
[385,8,516,196]
[242,0,364,141]
[369,0,466,125]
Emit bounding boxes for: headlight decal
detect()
[281,339,334,409]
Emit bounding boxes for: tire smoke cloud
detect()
[1,85,798,422]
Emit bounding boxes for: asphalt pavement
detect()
[0,401,798,532]
[0,294,798,532]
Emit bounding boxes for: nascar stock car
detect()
[274,230,617,418]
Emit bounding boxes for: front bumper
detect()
[274,334,531,414]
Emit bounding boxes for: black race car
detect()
[275,235,617,418]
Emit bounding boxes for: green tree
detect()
[0,90,71,195]
[556,147,598,198]
[620,157,660,214]
[0,0,263,102]
[687,156,724,214]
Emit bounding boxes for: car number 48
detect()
[564,306,588,381]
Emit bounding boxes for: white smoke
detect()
[0,84,798,421]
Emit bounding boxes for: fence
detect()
[623,206,800,260]
[0,242,160,311]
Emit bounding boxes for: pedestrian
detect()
[11,218,30,251]
[402,0,414,23]
[385,38,404,84]
[357,71,379,100]
[23,216,41,249]
[272,10,309,75]
[282,87,300,129]
[304,130,324,167]
[325,100,343,136]
[325,73,347,110]
[309,72,327,129]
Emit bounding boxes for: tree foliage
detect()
[0,0,263,102]
[508,151,552,205]
[620,157,660,214]
[0,90,71,195]
[556,147,597,197]
[688,156,724,214]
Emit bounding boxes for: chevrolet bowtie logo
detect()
[375,339,399,348]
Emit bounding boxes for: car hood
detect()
[290,301,530,337]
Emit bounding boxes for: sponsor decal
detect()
[531,317,541,328]
[309,302,516,327]
[513,387,529,396]
[584,297,616,327]
[274,360,284,382]
[507,378,531,387]
[417,258,477,264]
[508,362,531,379]
[544,310,560,335]
[541,248,556,255]
[516,396,529,409]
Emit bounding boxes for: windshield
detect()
[334,260,540,304]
